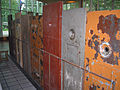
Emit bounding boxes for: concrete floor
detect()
[0,41,36,90]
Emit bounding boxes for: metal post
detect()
[19,0,21,12]
[104,0,106,10]
[37,1,39,13]
[49,54,51,90]
[31,0,34,12]
[85,0,86,8]
[0,0,2,37]
[38,50,40,82]
[26,0,27,12]
[63,61,64,90]
[79,0,83,8]
[97,0,99,10]
[112,0,114,10]
[90,0,92,11]
[40,2,42,15]
[9,0,11,14]
[66,4,67,10]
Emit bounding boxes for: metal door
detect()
[15,13,23,67]
[30,15,43,86]
[84,10,120,90]
[62,8,86,90]
[43,2,63,90]
[21,15,28,72]
[21,15,31,75]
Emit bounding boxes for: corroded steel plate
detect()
[84,10,120,90]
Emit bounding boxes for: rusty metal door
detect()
[15,13,23,67]
[62,8,86,90]
[84,10,120,90]
[21,15,31,75]
[30,15,43,86]
[43,2,63,90]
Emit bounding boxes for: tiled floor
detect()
[0,59,36,90]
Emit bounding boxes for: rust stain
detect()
[89,84,96,90]
[90,30,94,35]
[116,31,120,40]
[88,39,92,47]
[92,34,98,40]
[84,10,120,90]
[30,15,43,87]
[98,14,120,65]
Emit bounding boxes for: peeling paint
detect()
[84,10,120,90]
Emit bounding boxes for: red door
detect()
[43,2,63,90]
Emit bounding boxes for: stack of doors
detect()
[8,2,120,89]
[9,13,32,75]
[30,14,44,87]
[43,2,86,90]
[43,2,120,90]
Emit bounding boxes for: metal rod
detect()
[37,1,39,13]
[104,0,106,10]
[112,0,114,10]
[79,0,83,8]
[26,0,28,12]
[84,0,86,8]
[38,49,42,84]
[19,0,21,11]
[31,0,34,12]
[9,0,11,14]
[15,38,115,83]
[49,54,51,90]
[97,0,99,10]
[0,0,2,37]
[1,8,36,13]
[63,61,64,90]
[1,8,27,12]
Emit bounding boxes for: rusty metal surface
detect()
[62,8,86,90]
[30,15,43,87]
[43,2,63,90]
[21,15,31,75]
[84,10,120,90]
[12,21,16,58]
[15,13,23,67]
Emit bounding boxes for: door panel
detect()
[84,10,120,90]
[62,8,86,90]
[43,2,63,90]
